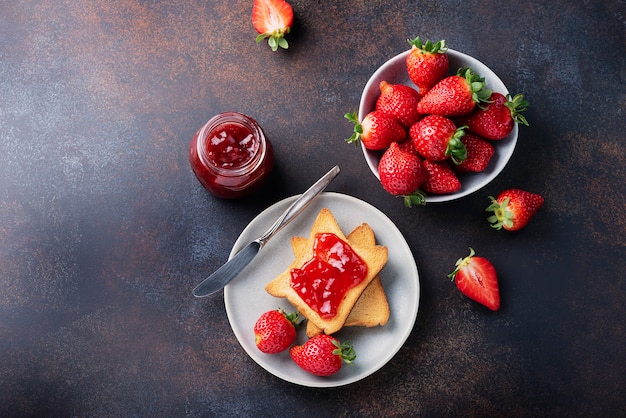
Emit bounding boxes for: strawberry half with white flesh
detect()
[448,247,500,311]
[252,0,294,51]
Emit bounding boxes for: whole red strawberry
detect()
[254,308,299,354]
[345,110,406,150]
[378,142,427,206]
[405,37,449,94]
[448,247,500,311]
[417,67,492,117]
[376,81,422,128]
[252,0,294,51]
[457,92,529,140]
[454,132,495,173]
[486,189,544,231]
[422,160,461,195]
[410,115,467,164]
[290,334,356,376]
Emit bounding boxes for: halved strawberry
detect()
[448,247,500,311]
[252,0,294,51]
[345,110,406,150]
[416,67,492,117]
[486,189,544,231]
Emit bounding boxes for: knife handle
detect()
[256,165,340,246]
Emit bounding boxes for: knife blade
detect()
[192,165,340,297]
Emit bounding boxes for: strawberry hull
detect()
[358,48,518,203]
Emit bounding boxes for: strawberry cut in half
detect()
[448,247,500,311]
[252,0,294,51]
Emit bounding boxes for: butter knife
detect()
[192,165,340,297]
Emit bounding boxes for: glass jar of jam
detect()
[189,112,274,199]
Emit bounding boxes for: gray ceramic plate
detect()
[224,192,420,387]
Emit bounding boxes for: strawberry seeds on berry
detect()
[448,247,500,311]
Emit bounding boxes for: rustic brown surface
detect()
[1,0,625,416]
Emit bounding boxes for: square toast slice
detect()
[292,222,390,337]
[265,208,388,335]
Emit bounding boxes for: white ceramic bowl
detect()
[358,48,518,203]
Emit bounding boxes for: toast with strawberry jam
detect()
[291,222,390,337]
[265,208,388,335]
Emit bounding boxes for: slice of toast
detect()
[291,223,390,337]
[265,208,388,335]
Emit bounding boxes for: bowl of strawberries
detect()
[350,38,527,205]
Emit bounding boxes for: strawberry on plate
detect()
[457,92,529,140]
[254,308,299,354]
[252,0,294,51]
[290,334,356,376]
[416,67,492,117]
[376,81,422,128]
[345,110,406,150]
[406,37,449,94]
[410,114,467,164]
[448,247,500,311]
[486,189,544,231]
[378,142,427,207]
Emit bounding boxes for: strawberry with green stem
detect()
[410,114,467,164]
[378,142,427,207]
[290,334,356,376]
[417,67,492,117]
[455,132,495,173]
[345,110,406,150]
[406,37,449,94]
[486,189,544,231]
[252,0,294,51]
[457,92,529,140]
[254,308,300,354]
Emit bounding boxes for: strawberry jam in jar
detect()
[189,112,274,198]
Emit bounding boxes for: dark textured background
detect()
[1,0,624,416]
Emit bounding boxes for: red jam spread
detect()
[290,233,368,319]
[206,123,259,168]
[189,112,273,199]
